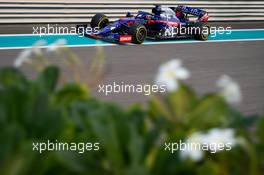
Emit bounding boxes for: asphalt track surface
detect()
[0,22,264,115]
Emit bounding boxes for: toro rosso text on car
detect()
[78,5,210,44]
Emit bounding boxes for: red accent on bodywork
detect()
[89,34,103,39]
[176,11,181,16]
[167,21,179,27]
[147,20,179,26]
[147,20,155,24]
[127,21,135,25]
[119,35,132,42]
[199,13,209,22]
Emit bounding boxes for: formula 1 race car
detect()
[80,5,210,44]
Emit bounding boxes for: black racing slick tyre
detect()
[128,24,147,44]
[91,13,109,29]
[192,23,210,41]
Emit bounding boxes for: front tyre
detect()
[192,23,210,41]
[91,13,109,29]
[128,24,147,44]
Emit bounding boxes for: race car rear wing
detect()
[174,5,209,22]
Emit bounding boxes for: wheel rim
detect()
[202,33,208,39]
[99,18,109,29]
[201,26,210,39]
[137,28,146,41]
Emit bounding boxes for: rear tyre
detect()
[128,24,147,44]
[192,23,210,41]
[91,13,109,29]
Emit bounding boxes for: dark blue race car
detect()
[82,5,210,44]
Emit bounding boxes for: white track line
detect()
[0,38,264,50]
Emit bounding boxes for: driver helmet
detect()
[152,5,162,15]
[175,7,184,17]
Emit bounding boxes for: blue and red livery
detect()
[81,5,210,44]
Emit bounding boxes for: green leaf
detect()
[197,161,221,175]
[166,83,197,122]
[188,94,230,130]
[148,95,174,123]
[88,105,125,175]
[127,103,146,135]
[55,83,88,107]
[36,65,59,93]
[0,67,27,88]
[257,117,264,144]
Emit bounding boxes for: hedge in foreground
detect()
[0,65,263,175]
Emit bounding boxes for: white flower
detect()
[204,128,237,153]
[217,75,242,105]
[155,132,167,146]
[154,59,190,92]
[14,39,47,67]
[180,128,237,161]
[47,39,67,52]
[14,48,32,67]
[32,39,47,55]
[180,132,205,161]
[34,39,46,46]
[180,148,204,162]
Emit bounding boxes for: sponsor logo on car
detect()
[119,35,132,42]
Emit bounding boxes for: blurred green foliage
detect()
[0,66,263,175]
